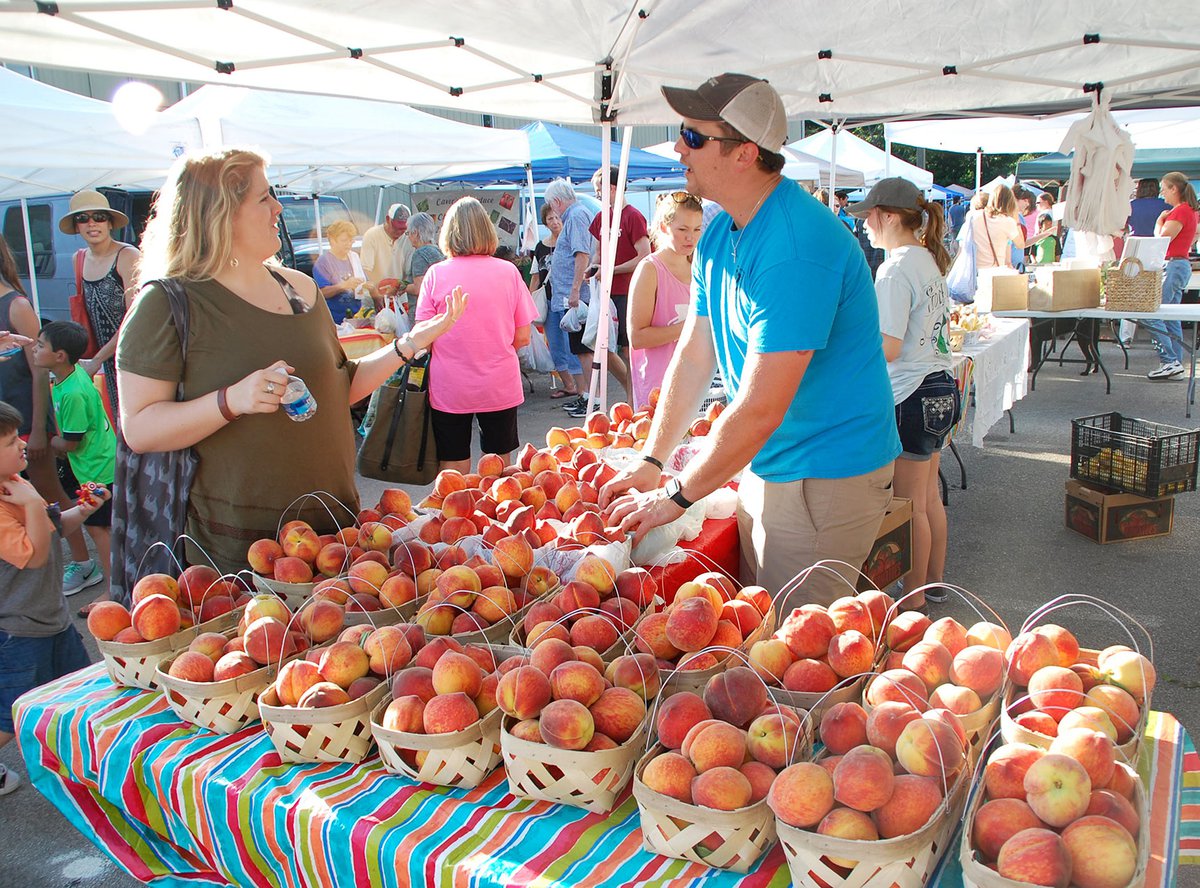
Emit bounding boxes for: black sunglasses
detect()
[679,124,748,150]
[73,211,111,225]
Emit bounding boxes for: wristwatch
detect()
[664,477,693,510]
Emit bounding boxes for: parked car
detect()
[0,190,352,322]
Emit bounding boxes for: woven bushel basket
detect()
[155,648,286,734]
[659,606,777,698]
[343,601,418,628]
[97,609,241,690]
[776,762,968,888]
[259,680,389,763]
[1103,258,1163,312]
[864,674,1003,767]
[252,574,316,610]
[959,759,1149,888]
[632,743,776,872]
[437,583,557,647]
[508,598,661,664]
[501,714,648,813]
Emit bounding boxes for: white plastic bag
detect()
[530,286,548,324]
[519,328,555,374]
[629,500,706,567]
[560,304,587,333]
[583,284,619,351]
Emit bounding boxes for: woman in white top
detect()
[851,178,961,610]
[967,183,1025,268]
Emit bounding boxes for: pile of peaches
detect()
[87,566,254,645]
[163,593,308,684]
[246,488,418,588]
[968,730,1141,888]
[741,590,895,694]
[632,574,773,673]
[639,665,807,812]
[1004,626,1152,746]
[518,560,653,655]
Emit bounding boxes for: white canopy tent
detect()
[885,106,1200,155]
[788,130,934,190]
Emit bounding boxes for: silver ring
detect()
[266,382,277,395]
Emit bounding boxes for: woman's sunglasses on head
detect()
[74,212,111,225]
[679,124,748,150]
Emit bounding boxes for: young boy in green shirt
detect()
[33,322,116,612]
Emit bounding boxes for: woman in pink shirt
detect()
[627,192,703,410]
[416,198,536,471]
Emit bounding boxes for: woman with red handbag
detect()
[59,191,140,433]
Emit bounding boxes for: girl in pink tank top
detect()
[628,193,703,410]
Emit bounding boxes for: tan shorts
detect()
[736,463,895,610]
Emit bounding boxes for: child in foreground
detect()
[0,399,108,796]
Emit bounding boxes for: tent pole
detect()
[885,137,892,177]
[314,196,323,255]
[374,187,385,225]
[829,122,838,206]
[18,199,39,315]
[975,149,983,191]
[590,128,613,417]
[522,163,538,253]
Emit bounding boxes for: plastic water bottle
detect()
[281,375,317,422]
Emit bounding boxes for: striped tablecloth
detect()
[14,665,1194,887]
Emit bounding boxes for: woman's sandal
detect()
[77,599,110,618]
[549,389,571,399]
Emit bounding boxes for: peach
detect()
[189,631,228,663]
[555,580,601,615]
[720,600,762,638]
[983,742,1045,799]
[973,797,1047,861]
[132,572,180,605]
[345,560,387,597]
[317,640,371,688]
[885,610,931,653]
[496,665,552,720]
[902,640,953,692]
[1104,762,1139,801]
[213,651,257,681]
[281,526,321,563]
[358,521,393,553]
[431,651,484,697]
[569,615,620,653]
[872,773,943,839]
[197,595,236,623]
[423,692,480,733]
[297,681,351,708]
[391,666,437,703]
[392,542,434,578]
[540,698,595,750]
[674,580,724,612]
[572,553,615,597]
[642,751,696,803]
[347,676,380,700]
[527,621,570,647]
[296,599,342,644]
[865,701,922,759]
[746,712,802,769]
[683,720,747,772]
[605,653,661,701]
[132,593,182,641]
[506,718,542,744]
[633,612,680,661]
[1023,753,1092,827]
[1085,685,1141,742]
[737,585,772,618]
[476,452,505,478]
[768,763,835,828]
[691,766,752,811]
[376,574,417,610]
[615,567,658,608]
[966,621,1012,650]
[549,660,605,707]
[703,666,768,728]
[833,745,896,812]
[243,616,296,667]
[1028,665,1084,720]
[709,619,744,651]
[996,827,1072,887]
[1098,649,1155,705]
[1059,706,1119,742]
[827,596,873,637]
[678,652,719,671]
[276,659,323,706]
[589,687,646,744]
[471,585,516,624]
[86,601,132,641]
[364,626,413,677]
[922,617,968,658]
[1061,815,1138,888]
[1050,727,1116,787]
[432,564,482,607]
[248,539,285,575]
[378,488,413,516]
[523,600,565,637]
[1015,710,1060,737]
[433,470,468,497]
[1005,632,1061,686]
[1033,624,1080,669]
[655,692,711,750]
[827,629,874,678]
[176,564,222,608]
[492,534,534,579]
[1084,789,1139,840]
[866,669,929,710]
[782,658,839,693]
[895,717,965,779]
[950,644,1004,699]
[818,807,879,865]
[382,695,425,733]
[168,650,216,683]
[747,639,792,684]
[530,637,577,675]
[600,597,641,632]
[820,702,869,755]
[928,683,981,715]
[778,608,836,659]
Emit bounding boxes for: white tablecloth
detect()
[953,316,1031,448]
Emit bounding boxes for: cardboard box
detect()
[973,268,1026,313]
[1064,479,1174,544]
[858,497,913,591]
[1029,267,1102,311]
[990,274,1032,311]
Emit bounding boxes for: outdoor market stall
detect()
[952,317,1032,449]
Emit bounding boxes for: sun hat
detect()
[661,73,788,152]
[58,190,130,234]
[387,203,411,222]
[848,177,923,217]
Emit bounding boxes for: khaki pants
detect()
[736,463,894,610]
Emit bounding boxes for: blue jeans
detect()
[0,625,91,734]
[545,308,582,375]
[1144,259,1191,365]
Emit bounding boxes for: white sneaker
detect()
[62,560,104,597]
[1147,361,1184,380]
[0,764,21,796]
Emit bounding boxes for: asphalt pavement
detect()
[2,338,1198,887]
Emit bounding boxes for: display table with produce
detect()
[951,316,1031,449]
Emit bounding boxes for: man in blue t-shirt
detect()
[601,73,900,606]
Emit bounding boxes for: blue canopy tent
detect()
[420,121,685,186]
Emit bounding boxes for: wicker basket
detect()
[507,600,660,664]
[155,646,285,734]
[374,703,503,787]
[959,744,1149,888]
[632,743,777,872]
[252,574,317,610]
[343,601,420,628]
[1103,257,1163,312]
[259,680,389,763]
[658,606,777,697]
[97,609,242,690]
[775,763,969,888]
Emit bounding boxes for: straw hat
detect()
[58,190,130,234]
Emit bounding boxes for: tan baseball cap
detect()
[662,73,788,152]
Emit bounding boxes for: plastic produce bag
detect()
[947,217,978,304]
[519,328,555,374]
[630,499,706,567]
[583,287,619,351]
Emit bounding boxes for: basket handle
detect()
[1020,593,1153,664]
[1118,256,1144,278]
[887,581,1008,639]
[274,490,360,541]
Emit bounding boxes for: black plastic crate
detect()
[1070,412,1200,497]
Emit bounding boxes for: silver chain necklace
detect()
[731,176,782,277]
